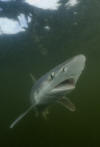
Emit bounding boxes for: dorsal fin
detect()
[30,73,36,83]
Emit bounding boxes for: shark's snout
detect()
[50,54,86,94]
[68,54,86,83]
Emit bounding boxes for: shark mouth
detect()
[51,78,75,93]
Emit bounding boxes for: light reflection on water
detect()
[25,0,79,10]
[25,0,60,10]
[0,0,79,35]
[0,13,32,35]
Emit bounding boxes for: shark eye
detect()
[62,67,68,72]
[50,72,55,80]
[63,68,65,72]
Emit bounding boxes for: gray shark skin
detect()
[10,54,86,128]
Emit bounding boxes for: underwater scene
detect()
[0,0,100,146]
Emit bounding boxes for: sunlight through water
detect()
[25,0,60,10]
[0,13,32,35]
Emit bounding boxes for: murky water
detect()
[0,0,100,146]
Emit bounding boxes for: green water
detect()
[0,0,100,146]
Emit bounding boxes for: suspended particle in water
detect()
[40,48,48,56]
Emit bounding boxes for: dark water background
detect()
[0,0,100,146]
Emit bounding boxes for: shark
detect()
[10,54,86,128]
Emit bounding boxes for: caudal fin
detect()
[10,105,33,129]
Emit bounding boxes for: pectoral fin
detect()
[57,97,76,112]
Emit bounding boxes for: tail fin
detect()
[10,105,33,129]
